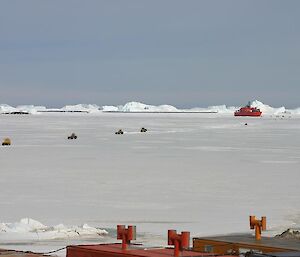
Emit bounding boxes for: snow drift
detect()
[0,218,108,241]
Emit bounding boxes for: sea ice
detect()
[0,110,299,253]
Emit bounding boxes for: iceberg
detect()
[0,104,18,113]
[16,105,47,114]
[61,104,100,113]
[0,100,299,115]
[0,104,47,114]
[103,101,238,113]
[117,102,179,112]
[250,100,286,115]
[102,105,119,112]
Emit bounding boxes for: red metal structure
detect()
[117,225,136,250]
[67,244,231,257]
[250,215,267,240]
[234,102,262,117]
[168,230,190,257]
[67,225,235,257]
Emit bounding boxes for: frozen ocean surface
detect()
[0,113,300,253]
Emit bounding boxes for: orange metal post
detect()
[117,225,136,250]
[168,230,190,257]
[249,216,267,240]
[181,232,190,248]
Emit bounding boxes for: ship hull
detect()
[234,112,262,117]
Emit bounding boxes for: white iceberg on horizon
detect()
[1,100,299,115]
[0,104,47,114]
[250,100,286,115]
[0,104,18,113]
[102,101,179,112]
[102,105,119,112]
[120,101,179,112]
[16,105,47,114]
[61,104,100,113]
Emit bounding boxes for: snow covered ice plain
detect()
[0,112,300,254]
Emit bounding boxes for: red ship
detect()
[234,102,262,117]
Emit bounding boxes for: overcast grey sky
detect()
[0,0,299,108]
